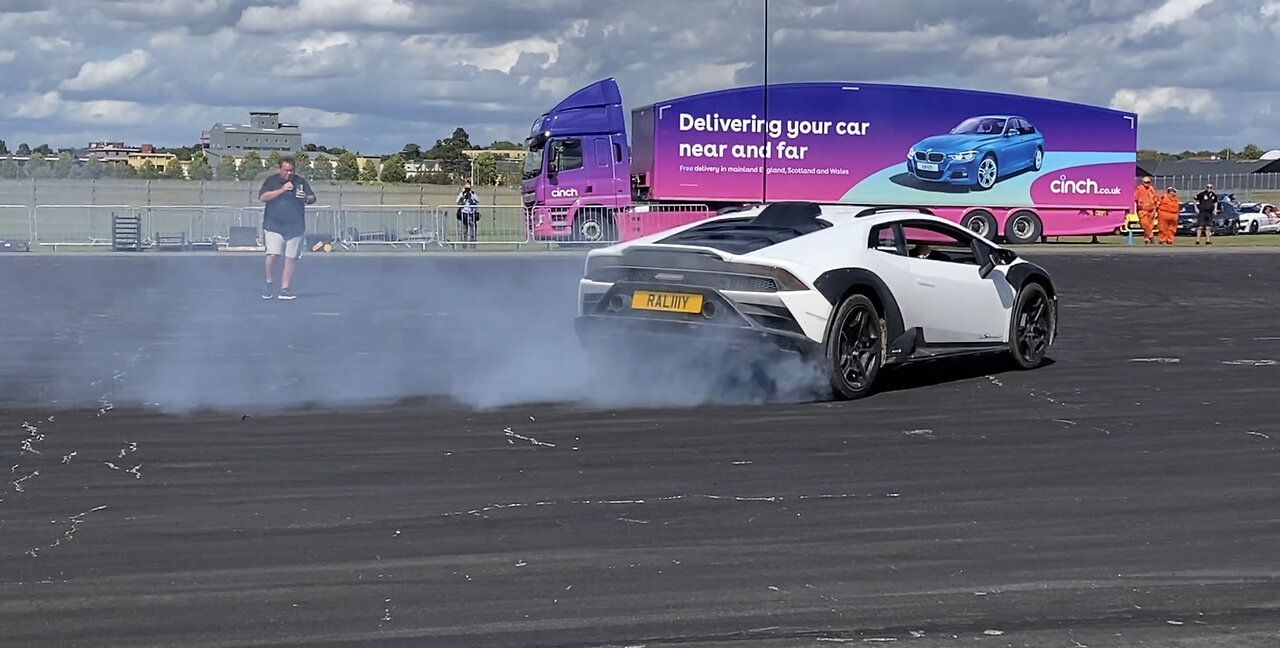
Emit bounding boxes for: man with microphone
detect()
[258,156,316,299]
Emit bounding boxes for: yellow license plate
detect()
[631,290,703,314]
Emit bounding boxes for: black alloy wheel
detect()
[826,294,884,400]
[1009,282,1053,369]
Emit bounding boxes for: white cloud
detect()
[14,91,62,119]
[0,0,1273,154]
[238,0,416,33]
[60,49,152,91]
[13,91,149,125]
[276,106,357,129]
[1130,0,1217,38]
[1110,87,1224,121]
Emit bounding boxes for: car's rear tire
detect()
[1008,281,1054,369]
[824,294,886,400]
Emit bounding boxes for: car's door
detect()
[1010,118,1038,169]
[897,220,1016,344]
[862,223,922,332]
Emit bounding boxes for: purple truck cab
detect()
[523,78,633,243]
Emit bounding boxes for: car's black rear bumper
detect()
[575,313,821,359]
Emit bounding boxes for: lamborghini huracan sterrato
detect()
[575,202,1059,400]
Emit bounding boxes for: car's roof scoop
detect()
[752,201,823,228]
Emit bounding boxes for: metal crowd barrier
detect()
[435,204,532,248]
[144,205,246,248]
[15,200,714,252]
[525,202,712,245]
[237,205,341,248]
[32,204,132,249]
[335,204,449,250]
[0,205,30,244]
[617,203,713,241]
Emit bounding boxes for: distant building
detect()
[127,144,177,171]
[461,148,526,163]
[84,141,141,164]
[203,111,302,166]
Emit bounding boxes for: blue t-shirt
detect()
[260,173,314,237]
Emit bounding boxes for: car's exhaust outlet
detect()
[608,294,627,312]
[701,301,718,319]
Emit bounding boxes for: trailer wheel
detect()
[574,208,616,243]
[1004,210,1042,245]
[961,210,998,240]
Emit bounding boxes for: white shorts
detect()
[264,231,303,259]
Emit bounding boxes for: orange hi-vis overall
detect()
[1134,183,1158,242]
[1155,192,1180,244]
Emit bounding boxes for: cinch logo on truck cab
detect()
[551,187,579,198]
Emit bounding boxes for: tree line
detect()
[0,127,526,186]
[1138,144,1277,162]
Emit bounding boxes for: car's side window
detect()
[868,224,905,256]
[900,222,980,266]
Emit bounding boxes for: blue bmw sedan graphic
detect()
[906,115,1046,190]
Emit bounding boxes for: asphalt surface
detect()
[3,249,1280,647]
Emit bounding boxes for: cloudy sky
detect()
[0,0,1272,155]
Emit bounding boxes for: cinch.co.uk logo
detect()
[1049,175,1121,196]
[550,187,579,198]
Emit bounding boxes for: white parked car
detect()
[575,202,1059,400]
[1237,202,1280,234]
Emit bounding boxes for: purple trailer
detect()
[522,78,1137,244]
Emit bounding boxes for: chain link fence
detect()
[1151,173,1280,201]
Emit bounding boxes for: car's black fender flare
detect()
[812,268,906,342]
[1005,260,1056,300]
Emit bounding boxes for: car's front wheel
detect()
[824,294,885,400]
[1008,282,1054,369]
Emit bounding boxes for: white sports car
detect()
[575,202,1058,400]
[1237,202,1280,234]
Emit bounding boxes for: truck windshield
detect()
[522,144,544,179]
[951,117,1007,135]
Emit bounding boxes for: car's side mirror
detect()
[978,248,1016,278]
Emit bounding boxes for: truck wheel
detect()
[1004,210,1042,245]
[574,208,616,243]
[976,154,998,190]
[961,210,998,239]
